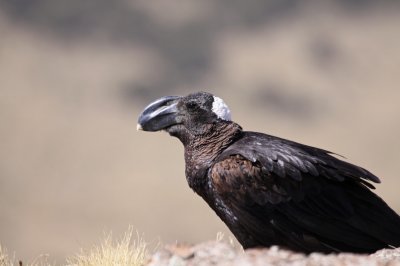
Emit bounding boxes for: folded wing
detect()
[209,132,400,253]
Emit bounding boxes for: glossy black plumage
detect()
[137,92,400,253]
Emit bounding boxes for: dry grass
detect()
[66,227,148,266]
[0,245,14,266]
[0,245,51,266]
[0,227,148,266]
[215,232,236,248]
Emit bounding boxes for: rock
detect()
[147,241,400,266]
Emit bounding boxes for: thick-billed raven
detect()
[137,91,400,253]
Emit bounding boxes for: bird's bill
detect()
[137,96,181,131]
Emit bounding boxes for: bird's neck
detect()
[184,122,242,190]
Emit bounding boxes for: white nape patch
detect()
[212,96,231,121]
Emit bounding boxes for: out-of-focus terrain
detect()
[0,0,399,263]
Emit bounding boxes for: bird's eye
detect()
[186,101,198,110]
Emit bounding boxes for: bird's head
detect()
[137,92,233,142]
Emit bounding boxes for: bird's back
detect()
[206,131,400,253]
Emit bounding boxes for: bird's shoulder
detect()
[210,153,295,205]
[214,131,327,181]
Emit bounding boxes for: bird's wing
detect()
[217,132,380,186]
[210,132,400,253]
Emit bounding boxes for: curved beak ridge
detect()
[137,96,181,131]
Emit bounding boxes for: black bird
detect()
[137,91,400,254]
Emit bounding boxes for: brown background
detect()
[0,1,399,263]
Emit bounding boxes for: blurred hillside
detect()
[0,0,399,263]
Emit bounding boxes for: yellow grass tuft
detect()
[215,232,237,248]
[66,227,148,266]
[0,244,14,266]
[1,243,52,266]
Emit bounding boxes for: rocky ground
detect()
[148,242,400,266]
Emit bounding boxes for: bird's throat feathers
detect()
[184,122,242,189]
